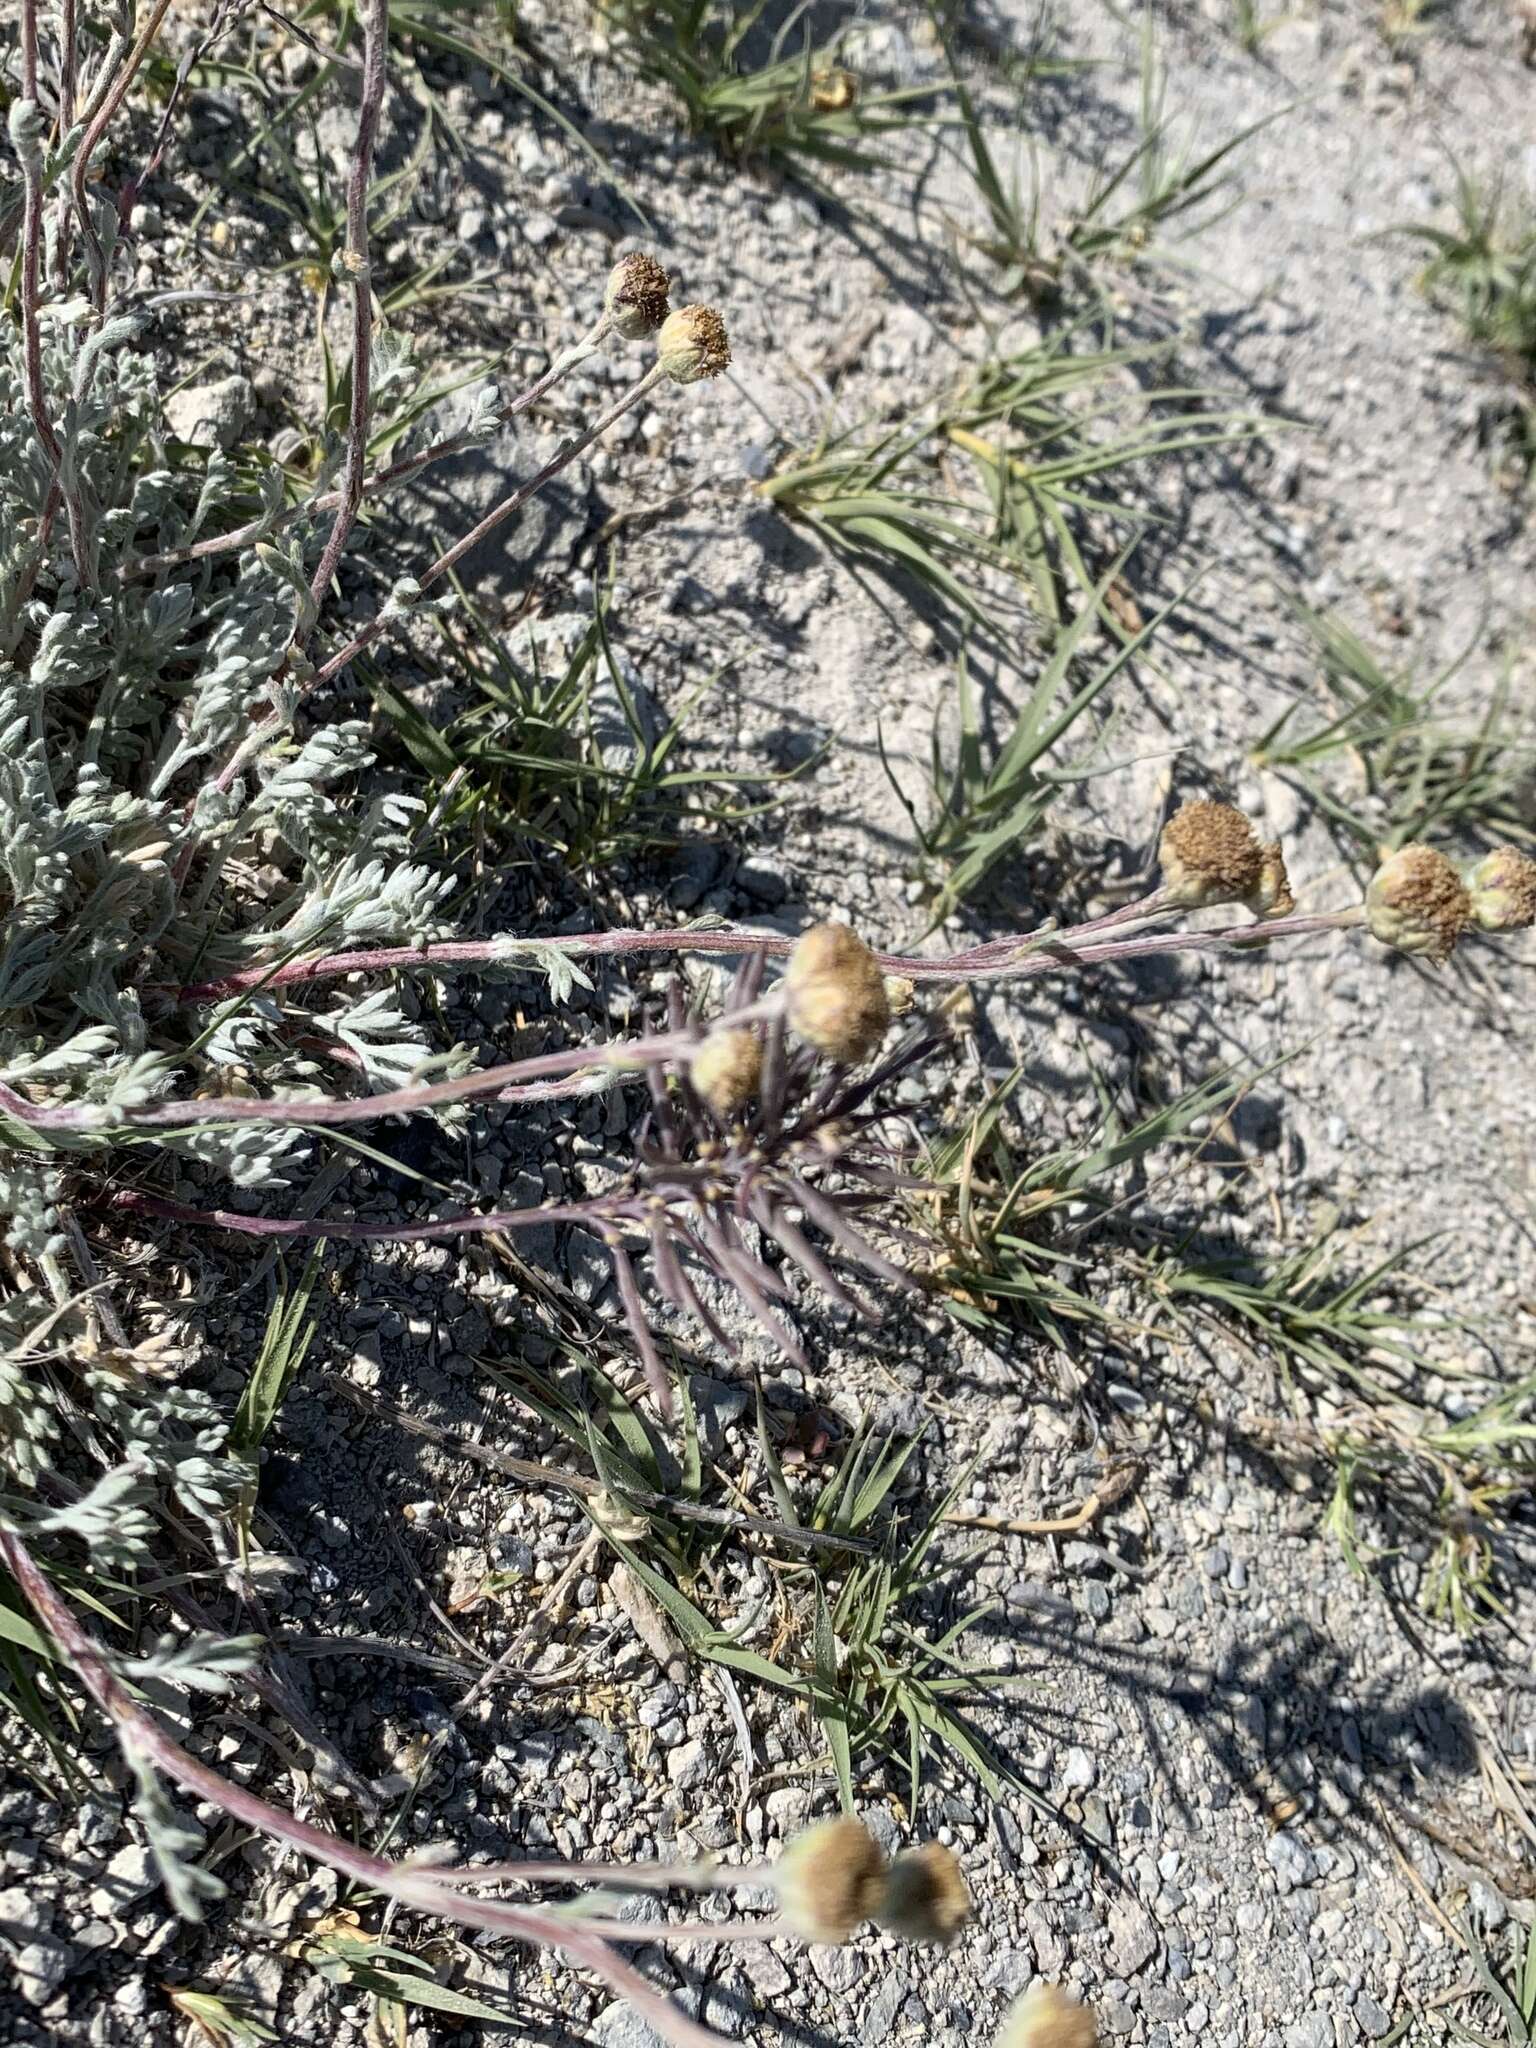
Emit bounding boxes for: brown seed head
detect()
[785,922,891,1063]
[1158,800,1265,909]
[1364,843,1470,963]
[875,1843,972,1944]
[1468,845,1536,933]
[658,304,731,384]
[690,1028,762,1118]
[605,251,670,339]
[773,1817,888,1943]
[1249,839,1295,920]
[997,1984,1100,2048]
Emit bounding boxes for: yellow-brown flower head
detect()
[811,67,858,112]
[1364,843,1470,963]
[658,304,731,384]
[772,1817,887,1943]
[997,1984,1100,2048]
[604,251,670,339]
[1468,846,1536,933]
[1250,839,1295,919]
[785,922,891,1064]
[875,1843,972,1945]
[690,1028,762,1118]
[1158,800,1265,910]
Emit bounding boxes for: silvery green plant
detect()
[3,7,1534,2042]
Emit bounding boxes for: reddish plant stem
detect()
[116,0,245,229]
[301,0,388,634]
[0,907,1363,1144]
[0,1023,705,1133]
[167,890,1220,1006]
[0,1526,730,2048]
[18,0,89,588]
[52,0,79,287]
[108,1187,625,1241]
[71,0,177,314]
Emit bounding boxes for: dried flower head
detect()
[1158,800,1265,909]
[773,1817,888,1943]
[604,251,670,339]
[785,923,891,1063]
[1250,839,1295,919]
[1468,846,1536,933]
[875,1843,972,1944]
[690,1027,762,1118]
[1364,843,1470,963]
[658,304,732,384]
[997,1984,1100,2048]
[812,66,858,112]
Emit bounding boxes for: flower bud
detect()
[773,1817,887,1943]
[1158,800,1265,910]
[997,1984,1100,2048]
[811,67,858,112]
[658,304,731,384]
[875,1843,971,1944]
[1364,843,1470,963]
[1468,846,1536,933]
[1249,839,1294,919]
[690,1028,762,1118]
[785,923,890,1063]
[604,251,670,340]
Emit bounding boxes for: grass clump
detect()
[369,580,792,875]
[1251,606,1535,861]
[917,1062,1536,1633]
[944,21,1281,315]
[1398,167,1536,486]
[759,331,1258,649]
[600,0,939,183]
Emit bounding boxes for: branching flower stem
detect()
[0,903,1364,1148]
[0,1526,735,2048]
[306,360,668,689]
[71,0,176,313]
[301,0,388,635]
[115,319,621,586]
[196,359,667,805]
[175,893,1355,1007]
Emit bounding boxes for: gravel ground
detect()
[4,4,1535,2046]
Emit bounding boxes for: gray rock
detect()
[1108,1893,1159,1975]
[1005,1581,1076,1619]
[591,2003,666,2047]
[394,417,594,601]
[1266,1829,1320,1892]
[89,1843,157,1919]
[809,1942,863,1993]
[1285,2018,1334,2048]
[165,374,256,451]
[1355,1994,1391,2040]
[667,1738,709,1790]
[0,1886,50,1941]
[12,1938,72,2007]
[1061,1744,1097,1791]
